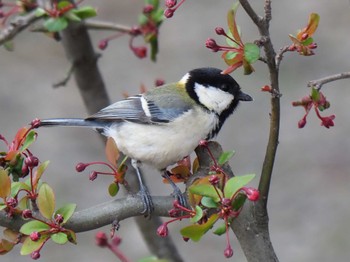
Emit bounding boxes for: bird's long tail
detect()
[36,118,107,129]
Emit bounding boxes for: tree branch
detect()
[84,20,134,33]
[0,196,174,232]
[0,11,39,46]
[308,72,350,90]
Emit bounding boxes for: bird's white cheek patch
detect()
[194,83,234,114]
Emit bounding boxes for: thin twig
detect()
[308,72,350,90]
[0,11,40,46]
[275,46,290,70]
[84,20,134,33]
[52,63,75,88]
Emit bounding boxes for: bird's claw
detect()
[137,185,154,218]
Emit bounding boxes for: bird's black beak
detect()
[238,91,253,101]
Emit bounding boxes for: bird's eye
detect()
[220,84,230,92]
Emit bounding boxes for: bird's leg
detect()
[161,169,187,208]
[131,159,154,217]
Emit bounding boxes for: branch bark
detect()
[308,71,350,90]
[0,11,39,46]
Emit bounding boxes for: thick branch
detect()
[0,11,39,46]
[0,196,174,232]
[308,72,350,90]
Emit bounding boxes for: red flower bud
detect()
[132,46,147,59]
[215,27,225,35]
[95,231,108,247]
[301,33,309,40]
[156,224,168,237]
[209,175,220,185]
[75,163,87,172]
[155,78,165,87]
[298,117,307,128]
[321,115,335,129]
[98,40,108,50]
[89,171,98,181]
[31,251,41,260]
[308,43,318,49]
[31,118,41,128]
[165,0,177,8]
[6,197,18,208]
[30,231,41,242]
[261,85,272,92]
[224,245,234,258]
[241,187,259,201]
[22,209,33,219]
[164,8,174,18]
[55,214,64,224]
[111,235,122,246]
[143,4,154,14]
[205,38,220,52]
[25,156,39,168]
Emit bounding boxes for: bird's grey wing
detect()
[86,94,190,124]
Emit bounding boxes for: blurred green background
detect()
[1,0,350,261]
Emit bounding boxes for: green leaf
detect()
[218,150,236,165]
[55,203,76,224]
[20,220,50,235]
[180,213,219,242]
[190,205,203,223]
[43,17,68,32]
[301,37,313,46]
[0,203,6,210]
[51,232,68,245]
[311,87,320,101]
[188,184,222,202]
[72,6,97,20]
[224,174,255,199]
[213,222,227,236]
[37,183,55,219]
[138,14,148,25]
[151,8,164,24]
[231,192,247,210]
[244,43,260,64]
[201,196,219,208]
[225,51,238,60]
[57,0,71,9]
[66,229,77,244]
[11,182,31,197]
[64,10,81,22]
[0,169,11,199]
[0,238,15,254]
[108,182,119,197]
[20,130,37,152]
[33,160,50,190]
[227,2,242,44]
[20,235,49,255]
[34,7,47,17]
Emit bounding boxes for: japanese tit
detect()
[36,67,252,211]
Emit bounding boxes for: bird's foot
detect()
[137,184,154,218]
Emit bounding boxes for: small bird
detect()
[35,67,252,215]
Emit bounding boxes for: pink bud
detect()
[298,117,307,128]
[75,163,87,172]
[242,187,259,201]
[156,224,168,237]
[30,231,41,242]
[321,115,335,128]
[111,236,122,246]
[22,209,33,219]
[55,214,64,224]
[132,46,147,59]
[143,4,154,14]
[301,33,309,40]
[209,175,220,185]
[205,38,220,52]
[31,118,41,128]
[98,40,108,50]
[155,78,165,87]
[25,156,39,168]
[215,27,225,35]
[224,245,234,258]
[31,251,41,260]
[95,231,108,247]
[165,0,177,8]
[89,171,98,181]
[164,8,174,18]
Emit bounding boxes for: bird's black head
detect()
[182,67,252,138]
